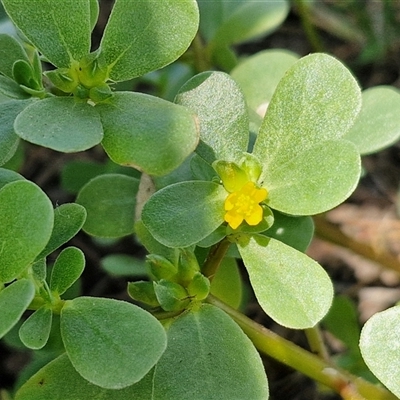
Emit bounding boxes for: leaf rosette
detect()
[142,53,362,328]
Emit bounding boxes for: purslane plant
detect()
[1,1,400,399]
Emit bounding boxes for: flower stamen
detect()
[224,182,268,229]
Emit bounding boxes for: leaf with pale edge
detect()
[142,181,226,248]
[237,234,333,329]
[61,296,167,389]
[360,306,400,398]
[99,0,199,81]
[0,279,35,338]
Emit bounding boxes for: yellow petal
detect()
[245,205,263,226]
[224,211,243,230]
[254,187,268,203]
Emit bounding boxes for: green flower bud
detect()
[45,67,79,93]
[146,254,178,281]
[154,280,190,312]
[89,83,113,104]
[77,53,108,88]
[127,281,159,307]
[177,248,200,285]
[187,272,210,300]
[73,84,90,100]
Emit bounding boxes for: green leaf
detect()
[198,0,289,47]
[15,353,156,400]
[0,100,32,165]
[61,296,167,389]
[19,306,52,350]
[50,247,85,296]
[0,180,53,283]
[76,173,139,238]
[89,0,99,31]
[0,167,24,189]
[252,54,362,215]
[127,281,159,307]
[12,60,36,88]
[0,75,30,99]
[0,33,29,79]
[37,203,87,259]
[0,279,35,338]
[231,49,299,126]
[14,97,103,152]
[2,0,92,67]
[323,295,360,352]
[254,53,361,170]
[98,92,198,176]
[101,254,147,277]
[61,160,108,194]
[99,0,199,81]
[360,306,400,398]
[237,234,333,329]
[263,140,361,215]
[142,181,227,248]
[263,211,314,252]
[210,257,242,309]
[190,153,218,181]
[154,280,190,312]
[152,304,269,399]
[32,258,46,282]
[344,86,400,155]
[134,220,179,265]
[176,71,249,163]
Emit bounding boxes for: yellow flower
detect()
[224,182,268,230]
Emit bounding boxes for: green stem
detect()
[202,238,231,281]
[305,325,330,362]
[313,215,400,275]
[293,0,325,52]
[207,295,397,400]
[191,33,212,73]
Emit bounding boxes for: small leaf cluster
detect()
[0,0,200,176]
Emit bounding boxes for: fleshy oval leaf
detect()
[263,211,314,252]
[76,173,139,238]
[264,140,361,215]
[99,0,199,81]
[19,305,52,350]
[175,71,249,164]
[254,53,362,162]
[237,234,333,329]
[98,92,199,176]
[60,296,167,389]
[0,33,30,79]
[0,99,33,165]
[152,304,269,399]
[198,0,289,47]
[254,53,362,212]
[0,279,35,338]
[210,257,242,309]
[36,203,87,260]
[142,181,226,248]
[231,49,299,128]
[1,0,92,67]
[50,247,85,296]
[14,97,103,152]
[344,86,400,155]
[15,353,156,400]
[360,306,400,398]
[0,180,53,283]
[0,167,24,189]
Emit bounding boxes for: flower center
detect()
[224,182,268,230]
